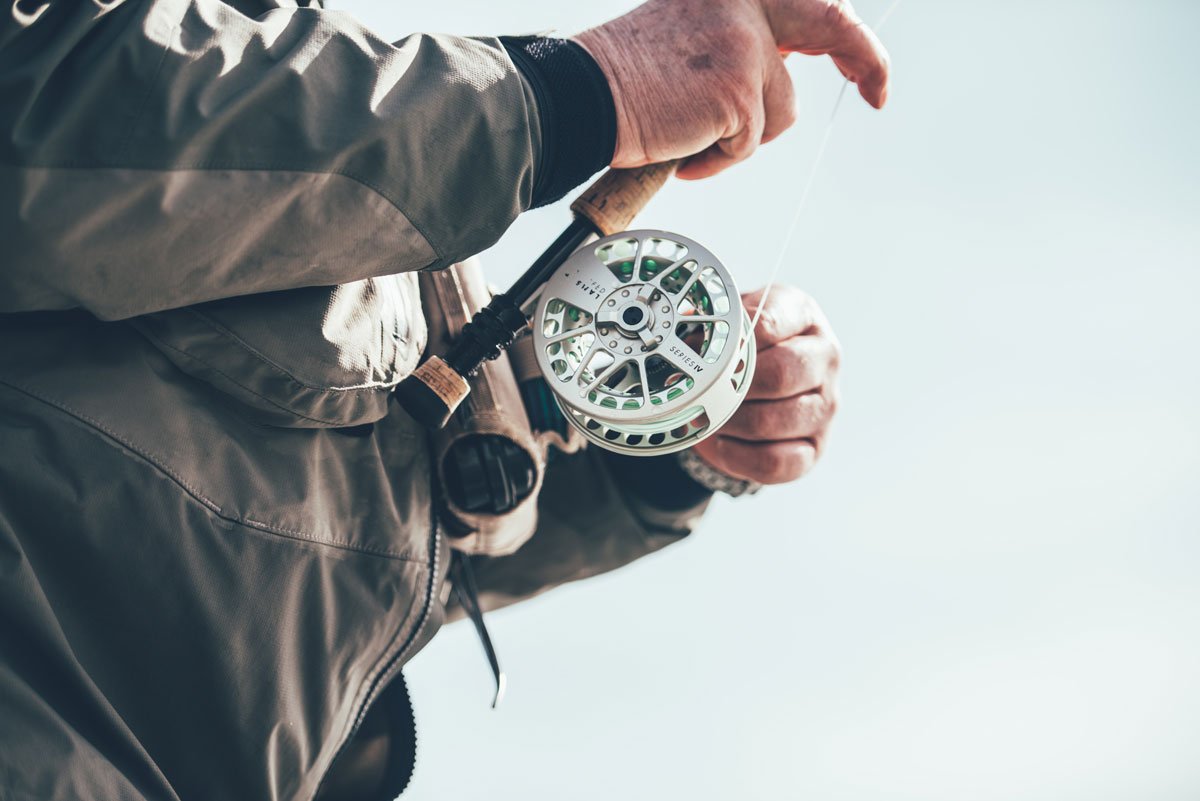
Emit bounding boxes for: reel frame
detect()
[394,160,759,458]
[532,230,755,456]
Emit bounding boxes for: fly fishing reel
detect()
[531,230,754,456]
[395,161,756,458]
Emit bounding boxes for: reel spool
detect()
[532,230,755,456]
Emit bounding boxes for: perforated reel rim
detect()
[552,311,756,456]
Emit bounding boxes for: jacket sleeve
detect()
[457,447,714,615]
[0,0,542,319]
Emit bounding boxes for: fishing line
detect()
[749,0,904,332]
[397,1,905,451]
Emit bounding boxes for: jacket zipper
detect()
[312,504,443,800]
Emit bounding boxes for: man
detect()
[0,0,889,798]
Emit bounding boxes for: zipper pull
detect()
[449,551,507,708]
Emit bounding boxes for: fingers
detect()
[749,335,839,400]
[689,281,842,486]
[677,137,755,180]
[768,0,891,108]
[679,50,796,180]
[745,285,826,348]
[761,53,798,145]
[830,23,890,109]
[693,435,818,484]
[578,0,890,177]
[677,91,767,180]
[719,391,835,441]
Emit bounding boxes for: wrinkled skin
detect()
[575,0,890,178]
[576,0,880,484]
[693,285,841,484]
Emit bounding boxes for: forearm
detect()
[452,445,712,617]
[0,2,612,319]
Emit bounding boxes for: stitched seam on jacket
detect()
[0,160,446,270]
[0,379,427,564]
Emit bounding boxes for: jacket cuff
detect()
[500,36,616,208]
[601,449,714,514]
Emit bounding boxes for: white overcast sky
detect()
[338,2,1200,799]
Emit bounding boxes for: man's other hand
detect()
[574,0,890,179]
[692,285,840,484]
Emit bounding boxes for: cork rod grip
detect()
[570,160,682,236]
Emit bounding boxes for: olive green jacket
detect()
[0,2,708,800]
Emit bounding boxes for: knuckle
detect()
[789,348,817,383]
[761,448,790,482]
[753,355,786,395]
[823,0,862,31]
[824,390,840,420]
[800,393,825,423]
[778,98,799,128]
[732,95,764,134]
[793,446,817,479]
[829,335,843,365]
[756,308,782,344]
[728,129,759,159]
[765,447,808,484]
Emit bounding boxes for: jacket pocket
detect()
[130,275,427,428]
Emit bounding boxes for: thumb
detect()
[766,0,890,108]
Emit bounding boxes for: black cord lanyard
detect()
[449,551,506,708]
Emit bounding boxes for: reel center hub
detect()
[533,230,756,456]
[621,305,645,327]
[597,283,672,351]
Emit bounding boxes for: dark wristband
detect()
[500,36,617,209]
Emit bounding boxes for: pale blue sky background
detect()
[344,2,1200,798]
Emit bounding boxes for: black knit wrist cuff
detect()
[500,36,617,209]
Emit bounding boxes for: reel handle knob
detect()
[570,159,682,236]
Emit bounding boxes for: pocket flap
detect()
[131,276,426,428]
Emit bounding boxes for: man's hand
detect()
[692,285,840,484]
[574,0,890,179]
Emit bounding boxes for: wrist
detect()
[571,27,644,169]
[500,36,617,207]
[602,448,713,512]
[677,448,762,498]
